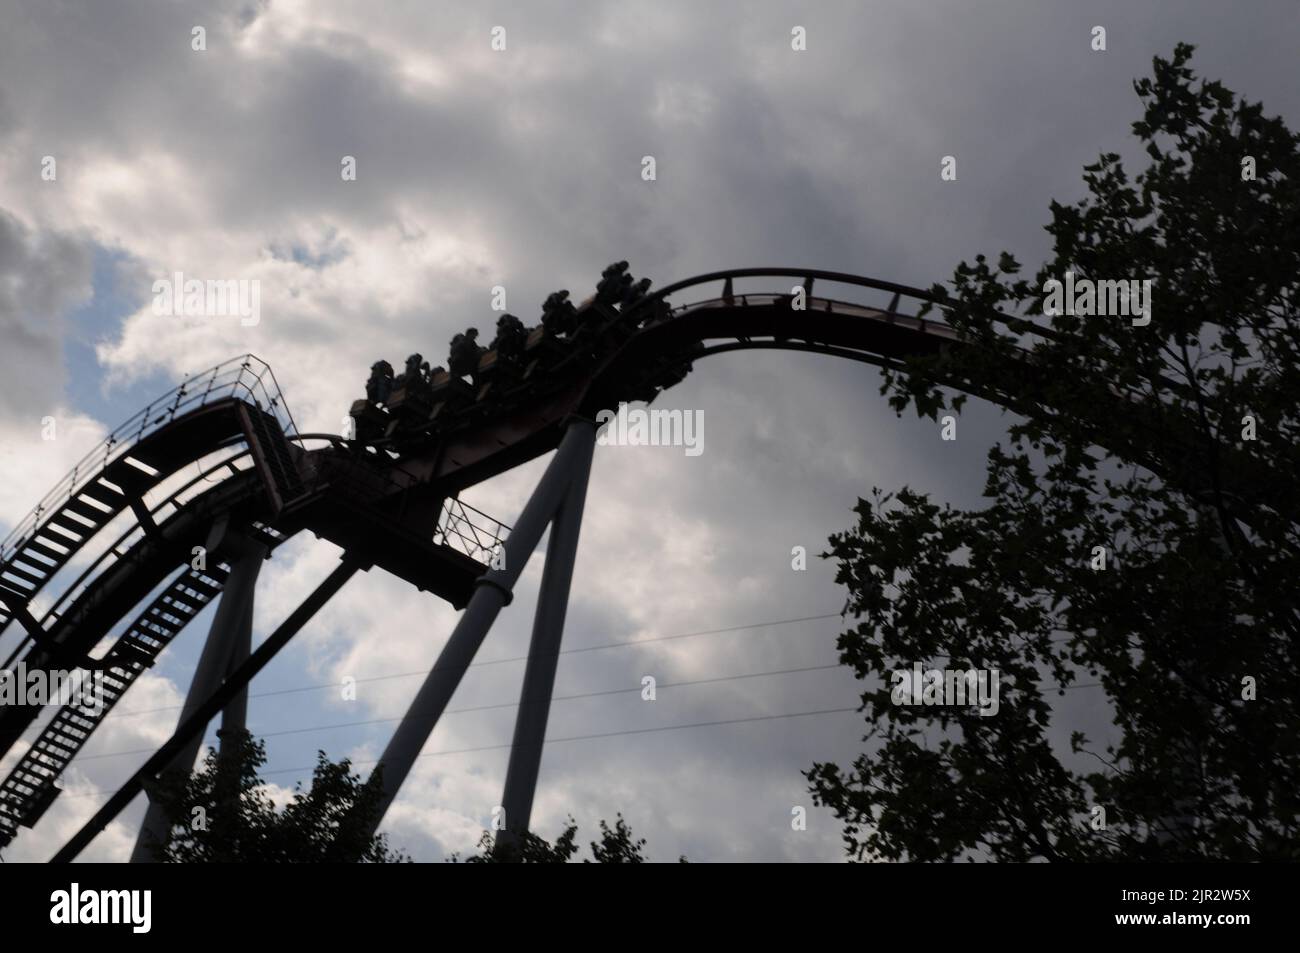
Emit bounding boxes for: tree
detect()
[451,814,682,863]
[149,730,409,862]
[807,44,1300,861]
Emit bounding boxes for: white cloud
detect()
[1,0,1295,863]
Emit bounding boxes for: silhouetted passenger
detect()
[492,313,528,360]
[394,353,433,400]
[403,353,424,384]
[620,277,653,310]
[365,360,394,404]
[542,290,577,336]
[596,261,630,305]
[449,328,482,378]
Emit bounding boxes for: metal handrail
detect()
[647,267,943,312]
[435,498,510,564]
[1,444,261,671]
[664,292,959,337]
[642,267,1078,352]
[313,446,512,564]
[0,355,295,565]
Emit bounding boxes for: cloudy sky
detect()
[0,0,1296,862]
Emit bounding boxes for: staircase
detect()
[0,355,298,642]
[0,459,156,639]
[0,561,230,848]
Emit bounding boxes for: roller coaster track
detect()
[0,266,1275,858]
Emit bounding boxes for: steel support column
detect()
[130,542,265,862]
[218,579,257,748]
[362,418,598,839]
[496,427,594,851]
[53,557,361,863]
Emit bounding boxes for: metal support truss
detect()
[495,421,594,851]
[360,416,598,846]
[130,532,267,862]
[52,556,362,863]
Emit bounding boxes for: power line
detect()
[57,703,864,798]
[102,612,846,720]
[52,677,1110,802]
[48,660,1115,765]
[275,705,865,774]
[81,609,1089,726]
[72,662,849,762]
[5,601,1110,816]
[244,677,1100,761]
[37,606,1108,769]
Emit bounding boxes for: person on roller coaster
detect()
[541,289,577,336]
[491,313,528,361]
[595,260,630,306]
[448,328,483,380]
[365,359,394,404]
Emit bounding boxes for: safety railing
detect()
[435,497,510,564]
[643,267,1081,354]
[307,443,511,566]
[647,268,940,319]
[0,443,260,671]
[0,355,296,566]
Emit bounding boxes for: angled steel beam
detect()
[0,584,119,673]
[52,556,361,863]
[218,583,256,747]
[130,537,266,862]
[361,417,597,839]
[496,428,594,851]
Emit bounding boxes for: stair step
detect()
[26,538,70,563]
[0,550,237,843]
[101,460,155,495]
[2,563,46,587]
[79,482,125,508]
[45,521,84,543]
[62,498,111,524]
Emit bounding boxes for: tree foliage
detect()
[150,730,409,862]
[808,44,1300,861]
[451,814,681,863]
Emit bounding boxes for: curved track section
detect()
[0,265,1263,854]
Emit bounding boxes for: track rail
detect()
[0,264,1273,858]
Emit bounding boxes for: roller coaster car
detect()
[621,380,661,404]
[603,305,644,346]
[474,350,525,404]
[564,299,621,355]
[381,384,434,438]
[385,383,432,416]
[657,359,695,390]
[641,343,704,396]
[349,399,389,442]
[524,325,569,366]
[633,296,672,329]
[588,299,622,325]
[480,345,526,380]
[426,373,476,424]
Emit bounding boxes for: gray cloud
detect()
[0,0,1295,861]
[0,209,91,417]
